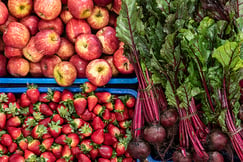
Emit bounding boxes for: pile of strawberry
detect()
[0,82,136,162]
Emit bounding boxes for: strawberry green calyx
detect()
[25,118,37,129]
[45,88,54,101]
[64,137,72,146]
[5,102,20,117]
[33,102,41,111]
[0,93,8,103]
[27,83,38,90]
[26,154,38,162]
[49,121,62,133]
[58,106,70,119]
[80,144,91,154]
[73,93,85,99]
[79,123,92,134]
[36,125,48,138]
[33,112,44,121]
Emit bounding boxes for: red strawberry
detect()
[0,155,9,162]
[70,118,84,129]
[48,121,62,138]
[98,145,113,159]
[0,111,6,129]
[20,107,30,116]
[0,93,8,103]
[103,133,117,146]
[52,114,64,125]
[56,158,66,162]
[62,145,72,160]
[6,116,22,127]
[39,117,52,127]
[41,152,56,162]
[40,138,54,152]
[8,142,17,153]
[82,82,97,93]
[61,89,74,101]
[98,158,111,162]
[27,138,41,155]
[0,143,7,154]
[71,146,81,157]
[128,109,134,119]
[102,109,111,121]
[57,104,70,119]
[39,93,50,103]
[77,153,91,162]
[104,102,114,111]
[20,93,31,107]
[24,150,36,160]
[119,120,132,129]
[47,89,62,103]
[91,128,104,144]
[73,94,87,116]
[90,148,99,160]
[26,84,40,104]
[23,116,37,128]
[40,103,53,116]
[7,92,16,103]
[0,132,12,146]
[124,95,135,108]
[115,108,129,121]
[29,104,34,114]
[55,134,67,145]
[62,123,74,134]
[51,144,63,159]
[79,123,93,137]
[87,94,98,112]
[31,124,48,139]
[95,92,112,103]
[110,113,117,124]
[93,104,105,116]
[18,138,28,151]
[80,139,93,153]
[43,132,52,139]
[114,98,125,113]
[33,112,44,121]
[107,124,121,138]
[49,102,58,111]
[5,102,20,118]
[7,127,22,140]
[122,157,134,162]
[66,133,80,147]
[115,141,126,156]
[22,127,32,137]
[80,109,93,121]
[92,116,105,130]
[9,154,25,162]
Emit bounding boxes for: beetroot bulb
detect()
[143,124,166,144]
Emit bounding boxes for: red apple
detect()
[112,0,121,14]
[40,55,62,78]
[68,0,94,19]
[0,38,4,51]
[87,6,109,30]
[75,34,102,61]
[20,15,39,35]
[69,55,88,78]
[3,22,30,49]
[60,7,73,24]
[56,37,74,60]
[61,0,67,5]
[86,59,112,86]
[8,0,33,19]
[94,0,113,7]
[23,37,44,63]
[0,15,17,33]
[96,26,119,55]
[34,0,62,20]
[0,54,7,77]
[7,57,30,77]
[53,61,77,87]
[102,55,119,76]
[66,18,91,43]
[4,46,23,58]
[34,30,61,56]
[38,17,64,35]
[0,2,8,25]
[113,48,134,74]
[29,62,43,77]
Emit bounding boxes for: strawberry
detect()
[91,128,104,144]
[90,148,99,160]
[62,123,74,134]
[62,145,72,160]
[9,154,25,162]
[87,93,98,111]
[108,124,121,138]
[33,112,44,121]
[22,127,32,137]
[43,132,52,139]
[92,116,105,130]
[124,95,135,108]
[23,116,37,129]
[55,134,67,145]
[80,139,93,154]
[38,103,53,116]
[77,153,91,162]
[20,93,31,107]
[41,152,56,162]
[49,102,58,111]
[26,84,40,104]
[39,93,50,103]
[24,150,37,160]
[57,104,70,119]
[80,109,93,121]
[82,82,97,93]
[95,92,112,103]
[73,94,87,116]
[0,93,8,103]
[66,133,80,147]
[46,89,62,103]
[115,141,126,156]
[18,138,28,151]
[110,113,117,124]
[104,102,114,111]
[51,143,62,158]
[0,143,7,154]
[98,145,113,159]
[115,108,129,121]
[0,111,6,129]
[128,109,134,119]
[39,117,52,127]
[27,138,41,155]
[103,133,117,146]
[98,158,111,162]
[61,89,74,102]
[31,124,48,139]
[20,107,30,116]
[8,142,17,153]
[114,98,125,113]
[70,118,84,129]
[28,104,34,114]
[56,158,66,162]
[7,92,16,103]
[122,158,134,162]
[71,146,81,157]
[6,116,22,127]
[0,131,12,146]
[52,114,64,125]
[79,123,93,137]
[48,121,62,138]
[40,138,54,152]
[0,155,9,162]
[119,120,132,129]
[102,109,111,121]
[5,102,20,118]
[7,127,22,140]
[93,104,105,116]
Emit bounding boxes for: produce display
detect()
[115,0,243,161]
[0,0,134,87]
[0,84,136,162]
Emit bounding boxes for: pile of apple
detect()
[0,0,134,87]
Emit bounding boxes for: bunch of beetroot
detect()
[0,83,136,162]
